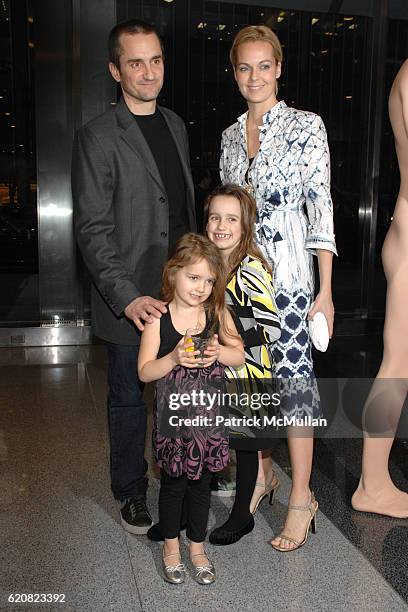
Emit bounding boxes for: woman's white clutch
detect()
[308,311,330,352]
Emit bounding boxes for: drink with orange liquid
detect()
[184,327,211,362]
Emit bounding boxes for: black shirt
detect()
[245,156,254,184]
[134,110,189,250]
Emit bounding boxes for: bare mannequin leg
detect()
[352,224,408,518]
[270,430,314,550]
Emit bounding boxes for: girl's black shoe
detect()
[209,516,254,545]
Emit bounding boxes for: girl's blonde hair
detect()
[161,233,227,333]
[229,25,283,67]
[204,183,273,282]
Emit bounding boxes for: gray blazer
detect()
[72,97,196,345]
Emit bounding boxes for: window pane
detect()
[0,0,39,324]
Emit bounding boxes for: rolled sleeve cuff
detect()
[305,232,338,256]
[116,290,141,317]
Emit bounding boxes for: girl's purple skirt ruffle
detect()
[153,363,229,480]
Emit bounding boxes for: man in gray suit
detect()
[72,19,195,534]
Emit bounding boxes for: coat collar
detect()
[113,97,195,228]
[115,97,165,190]
[237,100,287,146]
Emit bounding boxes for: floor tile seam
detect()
[83,352,143,611]
[82,362,112,473]
[84,362,100,416]
[123,535,146,612]
[84,362,110,446]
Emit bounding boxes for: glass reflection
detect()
[0,0,39,323]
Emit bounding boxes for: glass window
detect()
[0,0,39,324]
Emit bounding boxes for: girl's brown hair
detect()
[204,183,272,281]
[162,233,228,334]
[229,25,283,67]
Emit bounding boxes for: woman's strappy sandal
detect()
[250,471,280,514]
[270,492,318,552]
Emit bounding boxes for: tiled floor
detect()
[1,339,407,612]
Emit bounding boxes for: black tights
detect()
[225,449,258,529]
[159,469,212,542]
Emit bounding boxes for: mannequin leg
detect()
[352,227,408,517]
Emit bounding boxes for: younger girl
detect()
[138,233,243,584]
[205,183,281,545]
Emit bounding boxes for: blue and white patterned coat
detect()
[220,100,337,387]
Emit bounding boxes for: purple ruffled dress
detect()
[153,311,229,480]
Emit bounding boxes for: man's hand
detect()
[124,296,167,331]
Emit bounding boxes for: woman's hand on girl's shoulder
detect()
[171,338,202,368]
[200,333,221,367]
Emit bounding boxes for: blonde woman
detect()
[219,25,337,551]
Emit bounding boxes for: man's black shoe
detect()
[120,497,153,535]
[147,522,187,541]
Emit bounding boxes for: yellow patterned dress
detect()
[225,255,281,449]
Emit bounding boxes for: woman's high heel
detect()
[270,492,318,552]
[250,472,280,514]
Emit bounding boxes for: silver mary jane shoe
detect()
[190,553,216,585]
[162,552,186,584]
